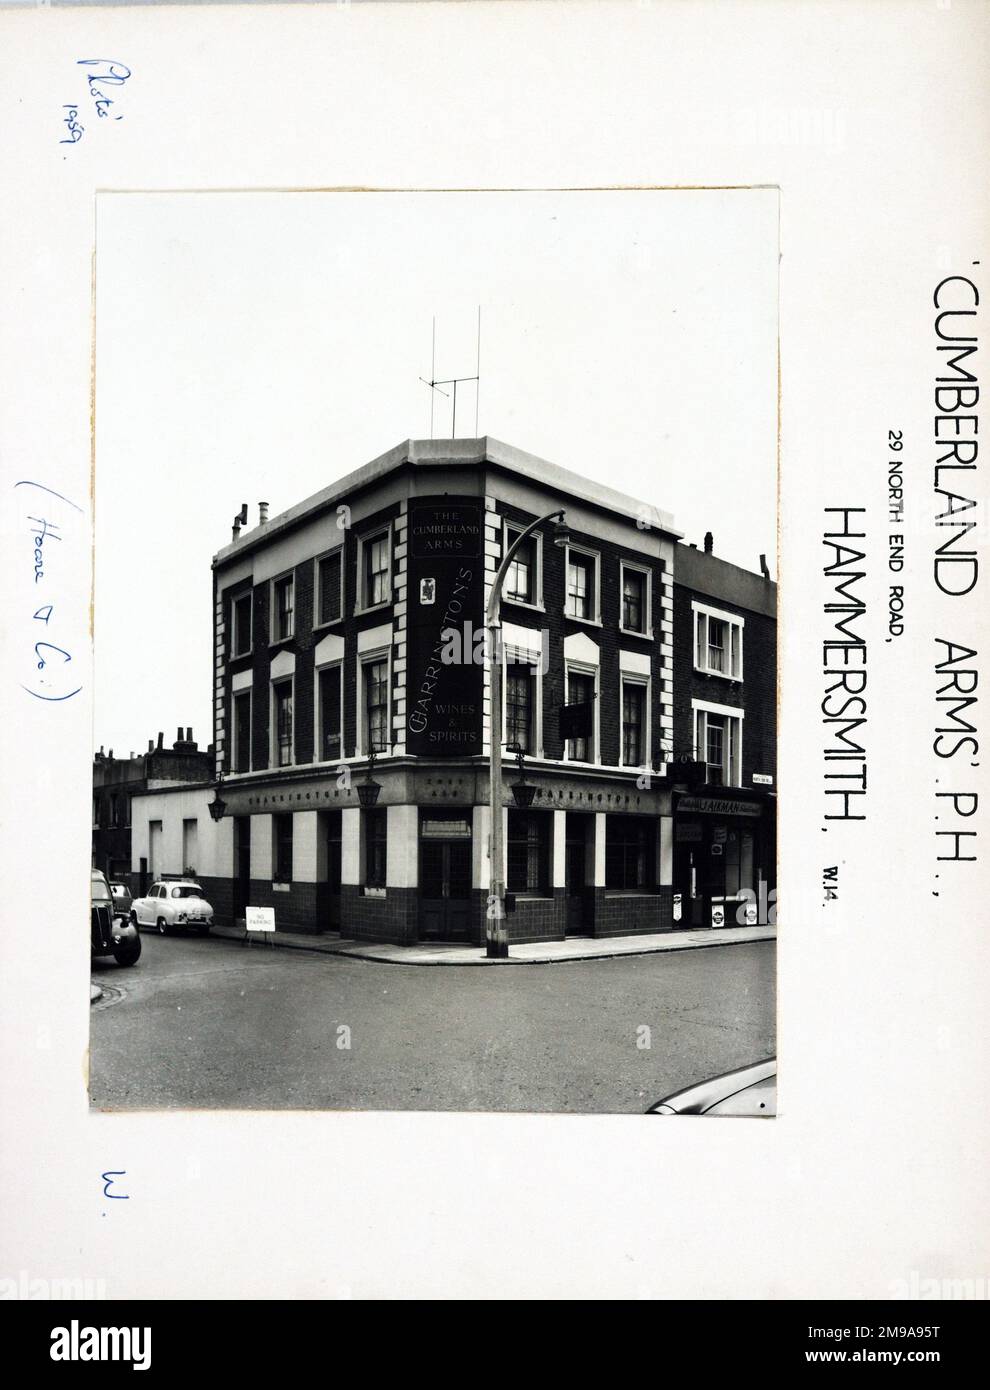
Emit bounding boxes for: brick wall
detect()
[672,578,777,786]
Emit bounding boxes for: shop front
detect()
[672,790,775,929]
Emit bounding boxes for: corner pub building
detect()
[199,437,774,945]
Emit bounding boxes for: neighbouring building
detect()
[93,729,213,885]
[669,535,777,928]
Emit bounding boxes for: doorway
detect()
[232,816,251,922]
[418,812,472,941]
[564,812,592,935]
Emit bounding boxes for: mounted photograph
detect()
[89,187,778,1114]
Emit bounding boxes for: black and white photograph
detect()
[89,189,778,1113]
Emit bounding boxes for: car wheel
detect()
[113,936,142,967]
[157,917,170,937]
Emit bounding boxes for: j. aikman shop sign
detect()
[406,498,485,757]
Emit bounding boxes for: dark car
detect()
[646,1058,776,1116]
[91,869,141,967]
[109,881,132,921]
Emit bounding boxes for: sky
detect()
[94,187,778,755]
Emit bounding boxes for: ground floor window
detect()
[364,808,387,889]
[605,815,655,891]
[273,812,293,883]
[506,810,550,895]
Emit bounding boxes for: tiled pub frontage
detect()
[215,761,673,946]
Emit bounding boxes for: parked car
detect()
[91,869,142,967]
[131,879,214,936]
[646,1058,776,1116]
[109,881,132,921]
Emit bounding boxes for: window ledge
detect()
[564,614,603,629]
[312,618,344,633]
[362,886,386,898]
[503,598,546,614]
[620,628,654,641]
[355,600,392,618]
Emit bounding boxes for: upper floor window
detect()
[232,593,253,656]
[621,678,647,767]
[274,680,293,767]
[273,575,294,643]
[565,668,596,762]
[363,657,389,753]
[233,690,251,773]
[318,664,342,763]
[620,564,650,636]
[693,602,744,680]
[694,702,743,787]
[506,663,534,753]
[362,531,391,609]
[503,522,541,607]
[317,550,343,627]
[565,547,599,622]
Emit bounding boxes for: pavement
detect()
[210,921,776,965]
[89,931,776,1112]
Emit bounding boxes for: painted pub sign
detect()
[406,497,484,757]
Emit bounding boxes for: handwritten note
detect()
[15,481,83,703]
[59,59,131,148]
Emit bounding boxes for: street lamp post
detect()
[486,509,570,958]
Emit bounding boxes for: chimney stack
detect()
[704,531,714,554]
[157,732,164,750]
[259,501,269,525]
[187,727,193,743]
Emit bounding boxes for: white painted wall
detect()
[130,785,232,878]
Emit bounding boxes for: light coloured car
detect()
[646,1058,776,1116]
[131,879,214,936]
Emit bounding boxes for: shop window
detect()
[693,602,743,679]
[317,550,343,626]
[507,811,550,895]
[273,813,293,884]
[273,574,294,643]
[605,815,655,891]
[232,592,252,656]
[364,808,387,889]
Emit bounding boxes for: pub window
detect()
[274,679,294,767]
[273,575,294,643]
[362,530,391,609]
[233,690,252,772]
[694,705,743,787]
[506,810,550,895]
[363,657,389,753]
[317,550,343,626]
[693,603,744,680]
[273,813,293,884]
[605,815,655,891]
[232,593,253,656]
[318,664,342,762]
[505,662,534,753]
[566,668,596,762]
[621,679,647,767]
[565,547,598,621]
[504,522,540,606]
[364,808,387,889]
[620,565,649,635]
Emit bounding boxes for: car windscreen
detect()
[91,880,112,903]
[171,886,204,898]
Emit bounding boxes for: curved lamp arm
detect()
[485,509,566,628]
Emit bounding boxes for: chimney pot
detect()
[187,727,193,742]
[157,732,164,749]
[760,553,771,580]
[704,531,714,554]
[259,501,269,525]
